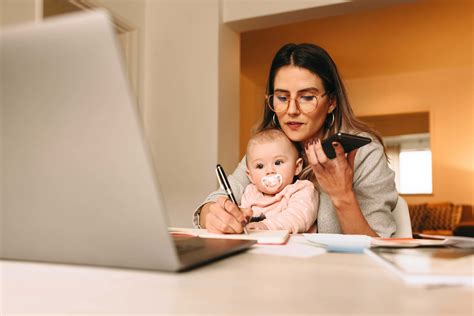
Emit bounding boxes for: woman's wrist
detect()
[330,190,379,237]
[330,189,357,211]
[199,202,212,228]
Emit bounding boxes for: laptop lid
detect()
[0,10,252,272]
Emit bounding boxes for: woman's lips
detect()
[286,121,304,130]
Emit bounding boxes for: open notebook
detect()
[169,227,290,245]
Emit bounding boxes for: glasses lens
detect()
[267,94,287,113]
[297,94,319,113]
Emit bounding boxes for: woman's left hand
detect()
[304,139,356,205]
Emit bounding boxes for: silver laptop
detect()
[0,10,254,272]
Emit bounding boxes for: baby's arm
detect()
[261,181,318,233]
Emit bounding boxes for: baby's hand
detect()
[246,221,268,230]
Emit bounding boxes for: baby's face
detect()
[246,137,302,195]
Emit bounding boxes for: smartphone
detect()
[321,132,371,159]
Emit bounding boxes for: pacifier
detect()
[261,173,283,189]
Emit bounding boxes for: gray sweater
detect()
[193,137,397,237]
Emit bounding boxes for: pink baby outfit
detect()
[240,179,318,234]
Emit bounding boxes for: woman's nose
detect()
[286,98,300,115]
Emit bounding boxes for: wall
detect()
[0,0,38,27]
[240,0,473,205]
[218,18,241,176]
[144,0,243,226]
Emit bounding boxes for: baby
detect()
[242,128,318,233]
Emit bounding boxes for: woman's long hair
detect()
[256,43,384,182]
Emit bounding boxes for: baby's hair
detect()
[246,128,300,159]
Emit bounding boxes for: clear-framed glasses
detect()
[266,91,326,114]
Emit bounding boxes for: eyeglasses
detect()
[266,92,327,114]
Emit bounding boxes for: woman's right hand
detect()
[200,197,252,234]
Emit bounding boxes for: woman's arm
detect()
[199,202,212,228]
[329,189,379,237]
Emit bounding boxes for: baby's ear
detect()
[295,158,303,175]
[246,169,255,184]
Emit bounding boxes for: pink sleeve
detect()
[262,181,318,233]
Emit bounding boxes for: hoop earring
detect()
[325,112,335,129]
[272,114,279,127]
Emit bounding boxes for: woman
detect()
[193,43,397,237]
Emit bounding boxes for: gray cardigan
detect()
[193,137,397,237]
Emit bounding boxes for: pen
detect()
[215,164,249,234]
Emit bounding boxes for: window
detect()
[359,112,432,195]
[385,133,432,194]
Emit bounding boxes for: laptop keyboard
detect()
[173,236,206,255]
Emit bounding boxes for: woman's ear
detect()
[327,100,337,114]
[295,158,303,175]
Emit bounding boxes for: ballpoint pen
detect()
[215,164,249,234]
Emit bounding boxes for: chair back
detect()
[392,196,413,238]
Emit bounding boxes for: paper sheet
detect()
[248,235,326,258]
[168,227,289,244]
[303,233,372,252]
[365,247,474,286]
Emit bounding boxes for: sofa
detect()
[408,202,473,236]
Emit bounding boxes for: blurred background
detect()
[1,0,472,233]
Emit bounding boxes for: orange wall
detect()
[240,0,473,205]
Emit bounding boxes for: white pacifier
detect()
[261,173,283,189]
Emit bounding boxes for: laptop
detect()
[0,10,255,272]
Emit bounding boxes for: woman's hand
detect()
[200,197,253,234]
[304,139,356,207]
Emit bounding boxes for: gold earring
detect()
[272,114,279,127]
[326,112,335,128]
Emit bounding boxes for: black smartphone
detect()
[321,132,372,159]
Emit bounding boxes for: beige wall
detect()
[144,0,244,226]
[144,0,219,226]
[240,0,473,205]
[0,0,38,27]
[218,19,241,174]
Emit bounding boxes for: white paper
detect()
[168,227,289,244]
[248,235,326,258]
[365,247,474,286]
[303,233,372,252]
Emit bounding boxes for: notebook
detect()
[170,227,290,245]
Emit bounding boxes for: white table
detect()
[1,247,472,314]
